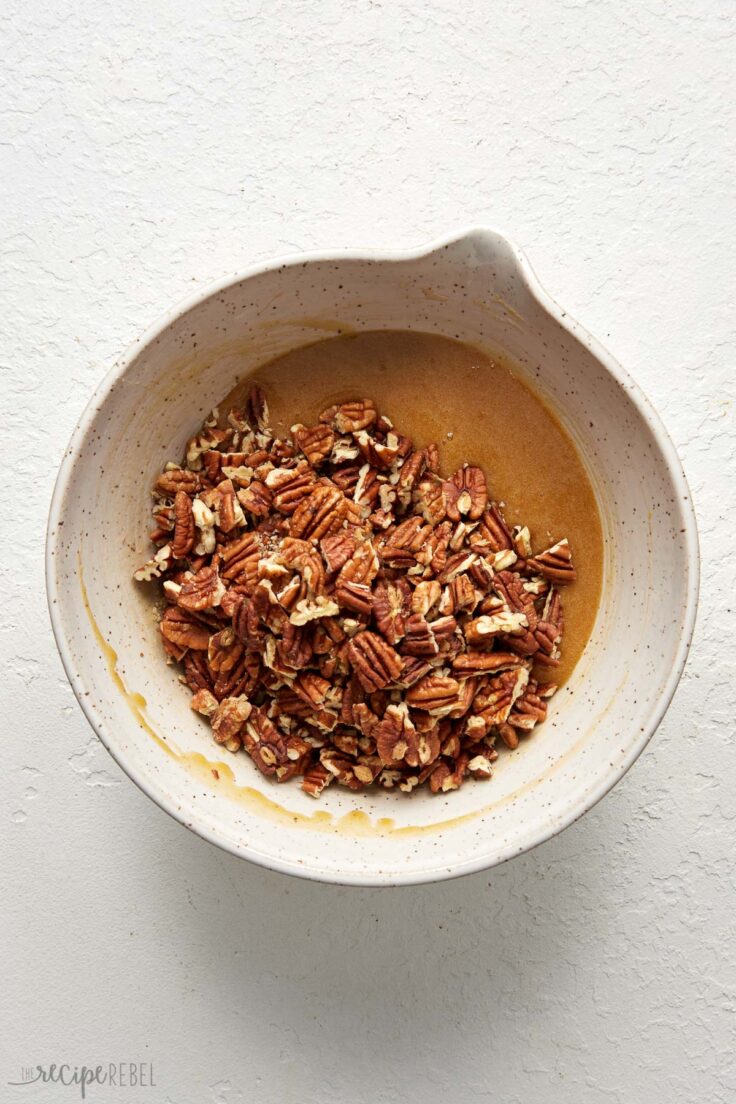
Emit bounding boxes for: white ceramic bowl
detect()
[47,228,698,885]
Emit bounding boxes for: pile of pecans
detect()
[135,387,575,797]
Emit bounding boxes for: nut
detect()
[155,468,200,497]
[471,503,513,552]
[335,581,373,615]
[138,389,574,798]
[527,538,576,583]
[337,540,380,587]
[452,650,526,676]
[405,674,462,717]
[159,607,211,651]
[443,465,488,522]
[348,631,403,692]
[291,484,347,540]
[177,562,227,611]
[320,531,358,573]
[171,491,196,558]
[322,399,377,433]
[292,423,335,466]
[237,480,273,518]
[211,695,252,744]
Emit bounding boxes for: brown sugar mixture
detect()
[135,331,603,798]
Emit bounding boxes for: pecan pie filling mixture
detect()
[135,387,575,797]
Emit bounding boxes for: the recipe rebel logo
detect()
[8,1062,156,1098]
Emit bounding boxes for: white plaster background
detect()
[2,2,734,1102]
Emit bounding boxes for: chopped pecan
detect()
[183,650,215,692]
[471,503,513,552]
[494,569,539,630]
[423,442,440,472]
[401,613,439,658]
[465,610,528,646]
[301,762,333,797]
[246,384,269,431]
[292,671,331,709]
[353,465,380,510]
[412,579,442,617]
[237,480,272,517]
[213,478,245,532]
[467,668,530,734]
[208,627,244,678]
[354,430,400,470]
[211,695,252,748]
[444,574,478,614]
[375,706,425,768]
[289,595,340,625]
[527,538,576,583]
[265,461,316,514]
[348,631,403,692]
[139,390,574,798]
[220,533,261,589]
[190,688,219,717]
[185,426,231,471]
[413,477,446,525]
[429,754,469,794]
[133,542,173,582]
[507,679,548,730]
[330,462,362,494]
[277,622,314,670]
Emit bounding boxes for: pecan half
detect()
[452,650,526,676]
[337,541,379,586]
[320,531,358,573]
[348,631,403,692]
[171,491,196,558]
[335,581,373,615]
[372,579,410,644]
[220,533,262,589]
[443,465,488,522]
[322,399,377,433]
[291,484,347,540]
[160,607,211,651]
[405,674,462,717]
[292,423,335,466]
[155,468,199,497]
[178,562,226,611]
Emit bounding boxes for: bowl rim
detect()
[46,226,700,886]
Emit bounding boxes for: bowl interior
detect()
[49,231,696,883]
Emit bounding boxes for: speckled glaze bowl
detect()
[47,228,698,885]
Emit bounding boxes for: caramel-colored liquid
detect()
[224,330,603,684]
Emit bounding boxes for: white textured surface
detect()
[2,2,734,1102]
